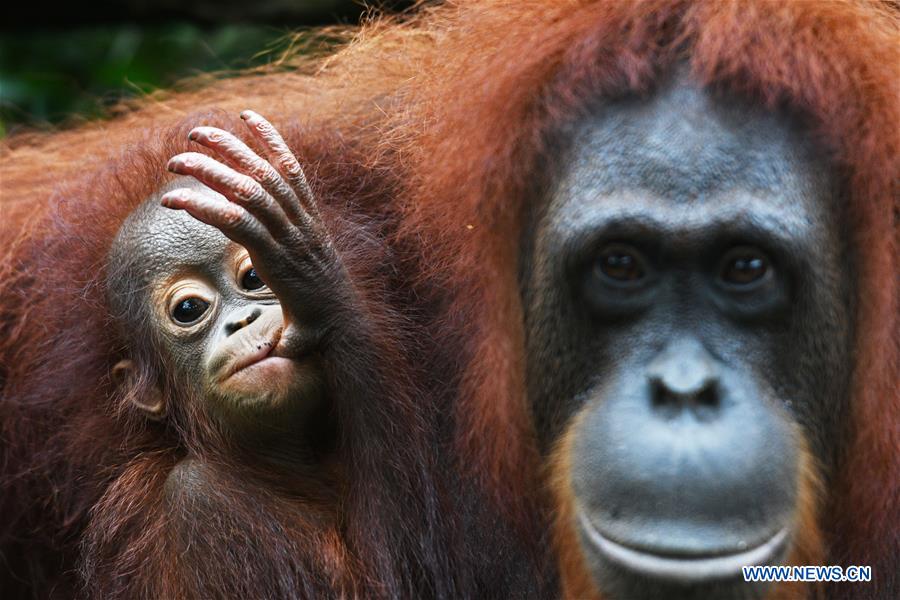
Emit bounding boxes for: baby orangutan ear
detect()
[111,359,166,420]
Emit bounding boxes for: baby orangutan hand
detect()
[162,110,351,358]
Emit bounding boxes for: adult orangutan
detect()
[364,1,897,599]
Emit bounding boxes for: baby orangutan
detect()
[109,111,349,455]
[95,112,413,597]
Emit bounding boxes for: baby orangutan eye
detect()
[241,267,266,291]
[172,297,210,324]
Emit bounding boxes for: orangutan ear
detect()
[111,359,166,420]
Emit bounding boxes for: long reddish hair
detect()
[362,1,897,597]
[1,2,896,598]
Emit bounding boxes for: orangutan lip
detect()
[270,327,318,361]
[577,509,789,582]
[224,329,284,379]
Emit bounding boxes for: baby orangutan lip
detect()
[224,328,284,380]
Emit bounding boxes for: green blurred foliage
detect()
[0,25,298,137]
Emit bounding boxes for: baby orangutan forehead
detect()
[110,177,234,282]
[106,178,235,320]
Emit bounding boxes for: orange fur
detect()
[549,410,603,600]
[368,1,898,596]
[1,1,896,598]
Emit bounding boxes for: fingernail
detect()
[188,131,198,141]
[240,111,250,120]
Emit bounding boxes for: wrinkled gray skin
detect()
[521,78,854,599]
[107,177,325,447]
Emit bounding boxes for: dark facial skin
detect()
[522,79,853,598]
[108,111,346,450]
[110,182,324,441]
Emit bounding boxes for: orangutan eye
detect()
[241,267,265,291]
[172,297,210,324]
[594,244,647,285]
[718,247,771,288]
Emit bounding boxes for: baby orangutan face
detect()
[109,177,324,435]
[110,110,352,441]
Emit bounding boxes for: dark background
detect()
[0,1,411,137]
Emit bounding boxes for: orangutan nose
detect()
[224,307,262,336]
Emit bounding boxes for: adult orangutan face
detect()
[522,79,853,599]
